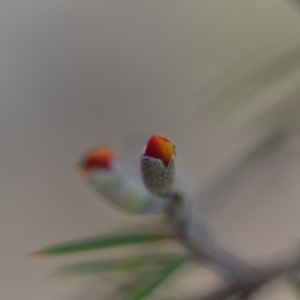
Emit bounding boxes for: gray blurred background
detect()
[2,1,300,299]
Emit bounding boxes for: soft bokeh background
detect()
[2,1,300,299]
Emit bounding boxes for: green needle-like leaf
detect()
[193,37,300,117]
[105,274,157,300]
[52,254,184,281]
[290,275,300,299]
[27,233,170,258]
[122,257,187,300]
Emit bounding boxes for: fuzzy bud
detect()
[141,135,176,196]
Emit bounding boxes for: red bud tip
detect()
[79,145,116,173]
[144,135,175,167]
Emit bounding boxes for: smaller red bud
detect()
[79,145,116,174]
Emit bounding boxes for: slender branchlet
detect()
[141,135,259,284]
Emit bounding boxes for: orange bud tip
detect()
[24,250,45,260]
[144,135,175,167]
[79,144,116,173]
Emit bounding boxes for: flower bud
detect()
[79,144,116,174]
[140,135,176,196]
[78,144,166,214]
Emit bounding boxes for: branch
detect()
[189,245,300,300]
[169,193,259,283]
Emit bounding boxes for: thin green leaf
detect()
[243,87,300,138]
[27,233,170,258]
[122,257,187,300]
[52,254,184,281]
[193,37,300,118]
[105,274,157,300]
[290,275,300,299]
